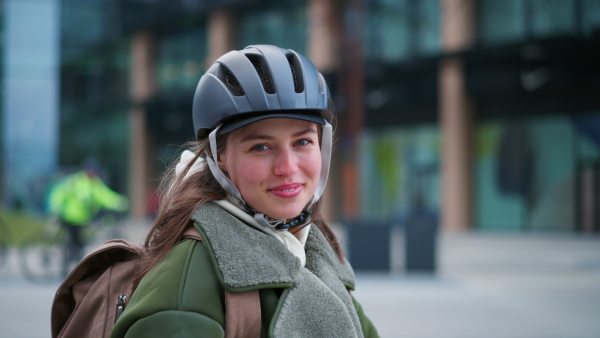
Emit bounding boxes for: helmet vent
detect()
[217,65,244,96]
[317,73,325,93]
[246,54,276,94]
[286,54,304,93]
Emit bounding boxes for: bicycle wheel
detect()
[20,242,68,282]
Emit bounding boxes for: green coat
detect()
[111,202,379,337]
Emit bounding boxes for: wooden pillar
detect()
[307,0,343,223]
[439,0,476,231]
[309,0,364,223]
[207,9,236,65]
[129,30,156,219]
[308,0,340,73]
[340,0,365,223]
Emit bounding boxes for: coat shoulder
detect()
[111,239,225,337]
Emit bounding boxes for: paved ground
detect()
[1,227,599,338]
[353,232,600,338]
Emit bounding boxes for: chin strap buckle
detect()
[275,210,313,230]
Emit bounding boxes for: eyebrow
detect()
[239,128,318,143]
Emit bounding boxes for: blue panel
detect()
[2,0,60,208]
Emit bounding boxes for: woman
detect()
[111,45,378,337]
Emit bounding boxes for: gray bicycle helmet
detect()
[193,44,334,139]
[191,44,334,230]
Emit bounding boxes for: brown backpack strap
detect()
[184,225,262,337]
[182,225,203,242]
[225,289,261,338]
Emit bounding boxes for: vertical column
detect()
[307,0,342,222]
[307,0,340,73]
[307,0,364,223]
[207,9,236,65]
[129,30,156,219]
[439,0,476,231]
[341,0,365,223]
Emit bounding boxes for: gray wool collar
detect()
[191,202,355,290]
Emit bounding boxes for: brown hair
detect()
[133,131,344,288]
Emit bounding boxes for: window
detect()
[532,0,576,38]
[364,0,440,62]
[479,0,525,45]
[237,5,308,55]
[157,29,207,92]
[583,0,600,37]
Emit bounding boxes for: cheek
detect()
[229,159,266,189]
[302,152,322,180]
[223,150,257,182]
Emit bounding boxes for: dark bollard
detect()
[347,223,391,271]
[404,208,437,273]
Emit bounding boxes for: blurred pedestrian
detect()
[47,159,129,262]
[111,45,378,337]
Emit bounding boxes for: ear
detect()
[217,156,227,173]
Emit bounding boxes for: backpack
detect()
[51,228,261,338]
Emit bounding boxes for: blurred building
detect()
[1,0,60,212]
[1,0,599,233]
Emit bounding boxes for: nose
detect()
[273,147,298,177]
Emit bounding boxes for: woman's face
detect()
[220,118,322,221]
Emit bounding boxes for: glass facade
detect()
[360,125,440,226]
[60,0,130,194]
[58,2,208,195]
[2,0,60,211]
[469,0,600,231]
[474,113,600,231]
[1,0,598,233]
[364,0,440,62]
[62,0,114,61]
[531,0,577,38]
[360,112,600,232]
[479,0,526,44]
[236,5,308,54]
[154,27,208,175]
[582,0,600,36]
[480,0,600,44]
[157,29,207,93]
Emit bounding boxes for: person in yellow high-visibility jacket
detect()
[48,169,129,261]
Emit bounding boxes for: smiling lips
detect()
[269,183,303,198]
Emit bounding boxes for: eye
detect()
[295,139,314,146]
[250,144,270,152]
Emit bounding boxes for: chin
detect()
[254,195,313,221]
[265,205,305,221]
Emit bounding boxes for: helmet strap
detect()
[310,121,332,207]
[206,125,244,202]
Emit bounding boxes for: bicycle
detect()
[19,211,127,283]
[19,215,70,283]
